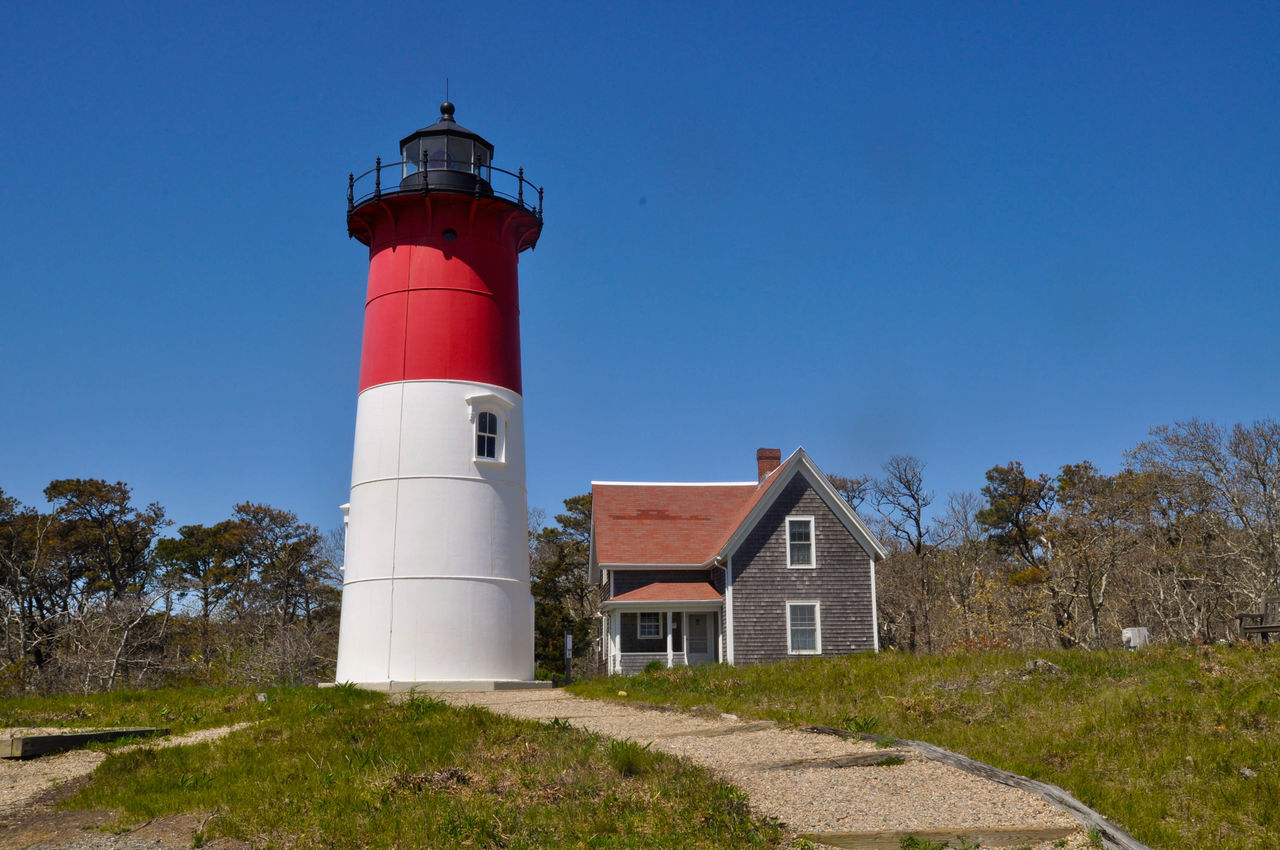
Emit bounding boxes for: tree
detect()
[1048,462,1142,647]
[0,490,66,682]
[828,474,872,511]
[43,479,168,601]
[932,491,1007,648]
[1130,419,1280,603]
[976,462,1056,578]
[233,503,332,682]
[976,462,1068,645]
[873,456,941,652]
[530,494,595,676]
[153,520,248,663]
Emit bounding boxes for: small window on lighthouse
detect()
[476,411,499,460]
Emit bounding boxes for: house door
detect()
[686,613,713,666]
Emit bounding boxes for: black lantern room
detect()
[398,101,493,195]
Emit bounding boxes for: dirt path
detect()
[440,689,1095,850]
[0,725,253,850]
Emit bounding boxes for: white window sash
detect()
[637,612,662,639]
[786,601,821,655]
[786,516,816,569]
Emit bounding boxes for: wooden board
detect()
[3,727,168,759]
[659,721,776,738]
[806,826,1078,849]
[759,749,914,770]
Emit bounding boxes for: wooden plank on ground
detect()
[658,721,776,738]
[3,727,169,759]
[806,826,1077,849]
[757,749,914,769]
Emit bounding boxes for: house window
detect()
[476,411,499,459]
[787,517,815,568]
[638,612,662,639]
[787,602,821,654]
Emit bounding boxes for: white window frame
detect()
[786,601,821,655]
[786,516,816,569]
[465,393,513,465]
[637,612,662,639]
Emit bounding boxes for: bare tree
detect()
[874,456,945,652]
[828,474,872,512]
[1131,421,1278,591]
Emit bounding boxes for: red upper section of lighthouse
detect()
[346,104,542,396]
[351,194,540,394]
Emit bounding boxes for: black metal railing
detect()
[347,159,543,219]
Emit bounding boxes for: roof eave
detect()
[600,598,725,609]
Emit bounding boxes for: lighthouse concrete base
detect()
[320,679,553,693]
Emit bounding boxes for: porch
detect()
[599,582,724,676]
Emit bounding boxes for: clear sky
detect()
[2,1,1277,535]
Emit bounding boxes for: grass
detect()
[14,685,786,848]
[0,685,279,735]
[568,644,1280,850]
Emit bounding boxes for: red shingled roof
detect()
[591,482,760,566]
[609,582,723,603]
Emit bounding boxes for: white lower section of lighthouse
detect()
[334,379,535,686]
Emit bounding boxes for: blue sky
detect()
[2,1,1277,535]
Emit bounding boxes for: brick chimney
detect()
[756,448,781,482]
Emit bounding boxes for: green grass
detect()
[568,644,1280,850]
[37,685,784,848]
[0,685,280,735]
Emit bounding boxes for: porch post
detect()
[610,611,621,675]
[666,610,674,668]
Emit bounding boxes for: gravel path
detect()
[440,689,1093,849]
[0,724,252,818]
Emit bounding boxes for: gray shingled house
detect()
[589,448,887,674]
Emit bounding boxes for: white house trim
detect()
[600,600,721,611]
[666,612,674,668]
[590,481,759,487]
[725,555,735,664]
[869,556,881,652]
[599,563,712,569]
[610,611,621,674]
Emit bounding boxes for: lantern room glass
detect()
[401,135,491,178]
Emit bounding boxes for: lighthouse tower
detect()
[335,103,543,688]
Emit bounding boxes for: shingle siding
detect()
[730,475,875,666]
[619,652,686,675]
[612,569,712,596]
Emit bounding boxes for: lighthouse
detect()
[335,103,543,688]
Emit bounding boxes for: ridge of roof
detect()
[591,481,760,487]
[711,447,889,562]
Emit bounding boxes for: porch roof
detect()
[607,581,723,604]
